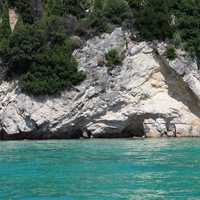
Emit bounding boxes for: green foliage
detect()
[88,12,108,34]
[126,0,141,10]
[105,49,122,70]
[103,0,131,24]
[166,45,177,60]
[0,2,11,60]
[93,0,104,12]
[128,0,200,63]
[174,0,200,63]
[0,1,3,14]
[46,0,88,18]
[62,0,88,18]
[0,2,11,40]
[44,15,66,44]
[172,32,182,48]
[3,24,45,74]
[0,20,85,95]
[46,0,64,16]
[135,0,174,40]
[20,42,86,95]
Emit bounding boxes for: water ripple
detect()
[0,138,200,199]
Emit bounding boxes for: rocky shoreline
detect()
[0,28,200,140]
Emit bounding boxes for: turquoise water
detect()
[0,139,200,200]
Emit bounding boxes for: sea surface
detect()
[0,138,200,200]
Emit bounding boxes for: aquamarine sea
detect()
[0,138,200,200]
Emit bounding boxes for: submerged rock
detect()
[0,28,200,139]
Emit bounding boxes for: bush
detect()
[20,60,86,95]
[62,0,88,18]
[103,0,131,24]
[44,15,66,44]
[20,38,86,95]
[105,49,122,69]
[46,0,88,18]
[0,21,85,95]
[166,45,177,60]
[2,24,45,74]
[0,2,11,40]
[135,0,174,40]
[70,35,83,50]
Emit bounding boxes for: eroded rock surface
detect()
[0,28,200,139]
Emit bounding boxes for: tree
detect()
[20,40,86,95]
[63,0,88,18]
[0,2,11,40]
[46,0,64,16]
[45,15,66,44]
[46,0,88,18]
[0,20,85,95]
[103,0,131,24]
[174,0,200,68]
[93,0,103,12]
[2,24,45,74]
[135,0,174,40]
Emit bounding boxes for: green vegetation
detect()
[20,46,86,95]
[103,0,131,24]
[166,45,177,60]
[0,2,11,39]
[135,0,174,40]
[0,20,85,95]
[0,1,86,95]
[0,0,200,95]
[105,49,122,69]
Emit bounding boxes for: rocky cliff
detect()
[0,28,200,140]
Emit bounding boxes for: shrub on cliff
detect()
[0,21,85,95]
[166,45,177,60]
[105,49,122,70]
[20,42,86,95]
[2,24,45,74]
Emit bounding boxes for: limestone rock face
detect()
[0,28,200,139]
